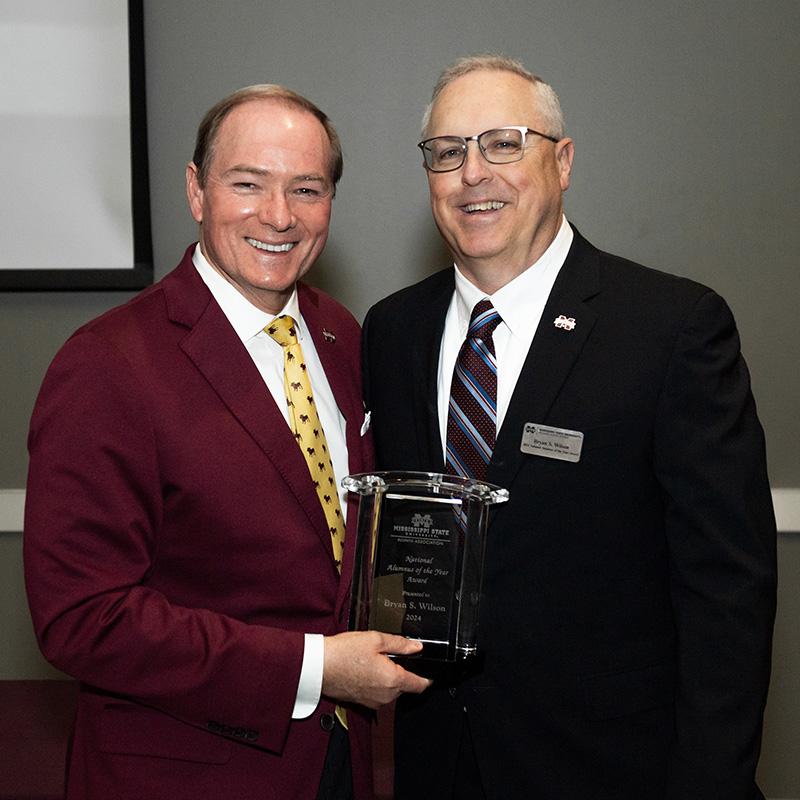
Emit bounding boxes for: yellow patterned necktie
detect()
[266,315,348,729]
[265,315,345,572]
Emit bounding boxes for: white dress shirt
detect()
[437,216,574,456]
[193,245,346,718]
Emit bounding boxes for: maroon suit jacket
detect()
[24,246,374,799]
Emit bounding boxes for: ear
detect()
[555,138,575,191]
[186,162,204,223]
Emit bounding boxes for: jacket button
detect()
[207,720,221,732]
[245,730,258,743]
[449,687,457,698]
[320,713,335,731]
[233,727,246,738]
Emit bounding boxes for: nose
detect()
[460,141,492,186]
[257,190,296,231]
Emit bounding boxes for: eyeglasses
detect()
[418,126,559,172]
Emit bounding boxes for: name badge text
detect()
[520,423,583,463]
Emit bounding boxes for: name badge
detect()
[520,423,584,463]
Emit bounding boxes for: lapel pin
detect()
[322,328,336,342]
[554,315,576,331]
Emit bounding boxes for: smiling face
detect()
[186,98,333,314]
[425,69,574,292]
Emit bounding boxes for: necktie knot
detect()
[265,315,298,347]
[468,299,502,350]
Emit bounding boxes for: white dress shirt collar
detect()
[452,215,573,340]
[191,244,304,341]
[437,216,574,448]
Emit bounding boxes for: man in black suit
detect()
[362,55,777,799]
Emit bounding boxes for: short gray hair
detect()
[420,55,565,141]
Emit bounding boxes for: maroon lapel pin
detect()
[554,315,576,331]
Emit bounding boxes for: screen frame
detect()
[0,0,153,292]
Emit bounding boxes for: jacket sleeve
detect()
[653,289,777,798]
[23,332,305,755]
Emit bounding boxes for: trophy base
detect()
[390,644,485,682]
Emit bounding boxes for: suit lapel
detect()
[163,252,334,556]
[296,285,372,607]
[298,286,361,473]
[487,231,601,489]
[414,270,455,474]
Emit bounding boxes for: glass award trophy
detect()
[344,471,509,680]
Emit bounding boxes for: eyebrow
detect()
[223,166,328,184]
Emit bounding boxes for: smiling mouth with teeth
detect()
[245,237,295,252]
[464,201,505,213]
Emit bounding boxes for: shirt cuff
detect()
[292,633,324,718]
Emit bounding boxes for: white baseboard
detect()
[772,489,800,534]
[0,489,25,533]
[3,487,800,533]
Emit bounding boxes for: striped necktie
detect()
[445,299,502,482]
[265,315,345,571]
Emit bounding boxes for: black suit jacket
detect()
[363,228,776,799]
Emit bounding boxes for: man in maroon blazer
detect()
[24,84,429,800]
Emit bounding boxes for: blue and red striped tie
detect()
[446,299,502,482]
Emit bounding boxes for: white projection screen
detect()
[0,0,152,290]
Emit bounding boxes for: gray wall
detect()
[2,0,798,489]
[1,0,798,795]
